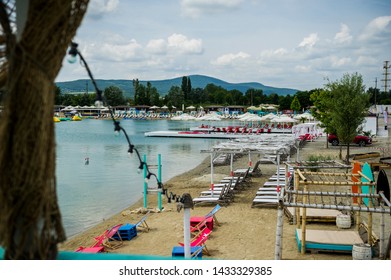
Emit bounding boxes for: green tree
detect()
[367,87,380,107]
[290,96,301,112]
[137,84,147,105]
[310,89,334,147]
[145,82,152,106]
[325,73,370,161]
[204,83,229,105]
[229,89,245,105]
[149,87,160,106]
[54,86,62,105]
[187,77,192,98]
[181,76,189,101]
[267,93,279,105]
[278,95,292,111]
[166,86,184,108]
[104,86,125,106]
[132,78,139,104]
[79,93,91,106]
[295,90,313,110]
[245,89,264,106]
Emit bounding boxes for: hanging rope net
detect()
[0,0,89,259]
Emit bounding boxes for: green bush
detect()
[306,154,333,172]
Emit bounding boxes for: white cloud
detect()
[146,39,167,54]
[295,65,312,73]
[181,0,244,18]
[58,2,391,91]
[334,23,353,44]
[356,56,378,67]
[330,56,351,68]
[93,40,143,62]
[87,0,119,19]
[298,33,319,48]
[212,52,250,66]
[167,34,203,54]
[359,15,391,41]
[259,48,289,61]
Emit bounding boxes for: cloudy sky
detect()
[57,0,391,91]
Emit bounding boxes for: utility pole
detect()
[374,77,377,108]
[382,61,390,95]
[375,77,379,134]
[381,61,390,132]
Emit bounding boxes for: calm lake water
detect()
[55,118,231,237]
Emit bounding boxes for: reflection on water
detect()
[55,119,226,237]
[169,143,192,152]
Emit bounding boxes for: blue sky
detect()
[57,0,391,91]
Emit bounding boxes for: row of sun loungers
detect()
[192,167,251,206]
[252,167,293,208]
[233,160,262,177]
[212,153,229,165]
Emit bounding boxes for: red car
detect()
[328,134,372,146]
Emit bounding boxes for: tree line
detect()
[54,75,391,112]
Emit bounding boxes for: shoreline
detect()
[59,133,391,260]
[64,154,210,240]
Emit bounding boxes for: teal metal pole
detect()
[157,154,162,210]
[143,154,147,208]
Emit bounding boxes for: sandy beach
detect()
[59,126,391,260]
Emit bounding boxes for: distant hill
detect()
[56,74,299,97]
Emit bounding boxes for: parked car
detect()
[328,134,372,146]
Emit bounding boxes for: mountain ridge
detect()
[56,74,299,97]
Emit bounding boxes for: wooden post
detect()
[356,183,362,231]
[301,184,307,255]
[230,153,234,176]
[294,170,300,226]
[274,155,284,260]
[368,183,373,245]
[380,212,385,259]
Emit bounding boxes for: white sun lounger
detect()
[254,195,279,199]
[193,183,232,206]
[258,187,278,191]
[268,176,286,181]
[234,161,262,177]
[256,191,279,196]
[252,197,279,207]
[263,181,286,187]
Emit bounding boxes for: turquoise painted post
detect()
[157,154,162,210]
[143,154,147,208]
